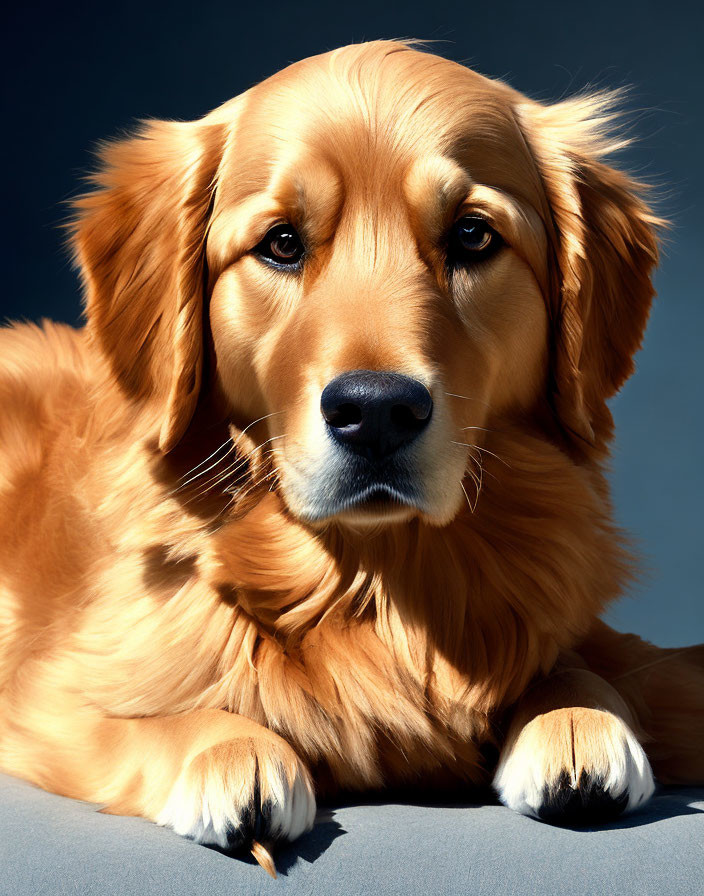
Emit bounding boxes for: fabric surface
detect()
[1,773,702,896]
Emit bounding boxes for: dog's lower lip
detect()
[345,483,416,510]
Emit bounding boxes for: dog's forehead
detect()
[215,43,543,211]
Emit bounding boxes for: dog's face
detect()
[206,51,550,525]
[73,42,659,529]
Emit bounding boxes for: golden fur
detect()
[1,41,702,851]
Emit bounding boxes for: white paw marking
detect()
[493,709,655,819]
[156,742,316,848]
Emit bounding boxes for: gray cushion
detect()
[1,773,702,895]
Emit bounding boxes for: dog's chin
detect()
[279,473,460,530]
[283,483,420,529]
[329,485,420,528]
[278,444,468,530]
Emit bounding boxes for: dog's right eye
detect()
[254,224,305,268]
[447,215,503,267]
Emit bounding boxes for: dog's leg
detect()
[576,621,704,786]
[493,667,655,823]
[1,705,316,851]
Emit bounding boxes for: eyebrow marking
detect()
[404,154,473,242]
[206,152,344,275]
[403,155,549,292]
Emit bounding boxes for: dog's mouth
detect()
[286,450,425,525]
[339,482,418,516]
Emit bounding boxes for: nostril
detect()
[390,404,424,430]
[326,402,363,429]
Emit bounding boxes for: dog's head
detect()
[73,41,659,528]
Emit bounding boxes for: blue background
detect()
[3,0,702,645]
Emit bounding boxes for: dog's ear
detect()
[516,94,662,446]
[72,118,227,452]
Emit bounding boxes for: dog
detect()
[1,40,703,872]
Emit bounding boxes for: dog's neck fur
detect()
[126,417,629,791]
[42,379,630,794]
[214,424,629,673]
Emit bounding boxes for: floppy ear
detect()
[516,94,662,447]
[72,118,227,452]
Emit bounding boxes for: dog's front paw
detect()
[493,707,654,824]
[156,733,316,849]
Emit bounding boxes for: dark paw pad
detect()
[220,762,275,853]
[221,802,274,852]
[537,770,628,826]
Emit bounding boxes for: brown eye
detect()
[255,224,304,267]
[448,216,503,265]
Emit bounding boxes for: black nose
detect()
[320,370,433,460]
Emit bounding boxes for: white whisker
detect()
[452,440,510,468]
[174,411,283,492]
[444,391,494,411]
[176,437,234,483]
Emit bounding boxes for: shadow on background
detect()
[208,786,704,874]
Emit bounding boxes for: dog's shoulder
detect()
[0,320,100,490]
[0,319,92,402]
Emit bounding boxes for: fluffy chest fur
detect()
[0,347,628,796]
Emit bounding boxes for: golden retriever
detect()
[1,40,702,871]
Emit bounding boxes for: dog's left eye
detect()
[254,224,305,267]
[448,216,503,265]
